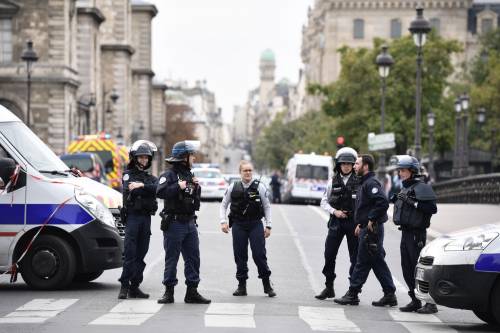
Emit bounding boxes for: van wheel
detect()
[19,234,76,290]
[74,270,103,283]
[473,309,497,325]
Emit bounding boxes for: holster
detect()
[364,224,379,256]
[160,211,173,231]
[119,206,127,226]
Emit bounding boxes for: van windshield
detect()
[296,164,329,180]
[0,122,70,172]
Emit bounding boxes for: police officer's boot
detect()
[333,288,360,305]
[372,292,398,307]
[399,291,422,312]
[118,284,129,299]
[262,278,276,297]
[416,303,438,314]
[129,285,150,299]
[233,280,247,296]
[157,286,174,304]
[315,281,334,300]
[184,286,211,304]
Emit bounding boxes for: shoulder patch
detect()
[371,187,378,194]
[159,176,166,185]
[123,174,129,181]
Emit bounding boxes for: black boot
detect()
[118,284,129,299]
[372,292,398,307]
[416,303,438,314]
[315,282,334,300]
[233,280,247,296]
[157,286,174,304]
[129,286,150,299]
[399,291,422,312]
[333,288,359,305]
[184,286,211,304]
[262,278,276,297]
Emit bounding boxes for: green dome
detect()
[260,49,275,62]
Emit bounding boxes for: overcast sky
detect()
[148,0,313,122]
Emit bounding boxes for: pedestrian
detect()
[269,171,281,203]
[334,154,397,307]
[118,140,159,299]
[156,140,211,304]
[392,155,438,314]
[220,160,276,297]
[315,147,359,300]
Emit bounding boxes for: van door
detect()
[0,140,27,267]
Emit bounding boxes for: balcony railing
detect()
[433,173,500,203]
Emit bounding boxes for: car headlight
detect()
[444,232,499,251]
[75,189,115,228]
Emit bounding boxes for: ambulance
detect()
[0,105,123,290]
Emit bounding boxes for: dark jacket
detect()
[393,177,437,229]
[122,167,158,215]
[354,171,389,227]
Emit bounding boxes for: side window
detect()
[430,18,441,35]
[0,18,13,64]
[353,19,364,39]
[0,143,26,192]
[481,18,493,34]
[390,19,402,38]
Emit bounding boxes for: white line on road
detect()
[298,306,361,332]
[389,309,458,333]
[204,303,255,328]
[0,299,78,324]
[89,300,163,326]
[279,205,322,294]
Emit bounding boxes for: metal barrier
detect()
[433,173,500,203]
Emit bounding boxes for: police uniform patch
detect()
[123,174,129,181]
[371,187,378,194]
[159,177,166,185]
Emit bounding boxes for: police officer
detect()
[118,140,158,299]
[157,140,211,304]
[220,160,275,297]
[392,155,438,314]
[269,171,281,203]
[334,154,397,306]
[316,147,359,300]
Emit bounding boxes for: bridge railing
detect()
[433,173,500,203]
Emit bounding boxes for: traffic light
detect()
[336,136,345,149]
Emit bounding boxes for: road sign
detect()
[367,132,395,151]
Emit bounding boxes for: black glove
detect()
[397,192,417,206]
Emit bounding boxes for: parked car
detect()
[192,167,227,200]
[415,223,500,325]
[223,173,241,185]
[60,152,109,186]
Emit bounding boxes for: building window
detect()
[353,19,364,39]
[390,19,402,38]
[430,18,441,35]
[0,19,13,63]
[481,18,494,34]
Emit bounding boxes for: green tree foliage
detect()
[308,33,461,155]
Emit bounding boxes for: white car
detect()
[192,167,227,200]
[415,223,500,325]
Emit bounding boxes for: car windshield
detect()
[92,150,113,171]
[296,164,329,180]
[193,170,222,178]
[0,121,70,172]
[61,156,93,172]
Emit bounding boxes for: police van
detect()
[282,153,333,204]
[415,223,500,325]
[0,105,123,289]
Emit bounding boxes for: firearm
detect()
[364,223,379,256]
[159,210,172,231]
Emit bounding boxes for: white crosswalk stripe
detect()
[0,299,78,324]
[204,303,255,328]
[89,300,163,326]
[298,306,361,332]
[389,309,458,333]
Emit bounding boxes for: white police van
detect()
[415,223,500,325]
[0,105,123,289]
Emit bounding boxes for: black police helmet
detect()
[128,140,157,170]
[165,140,199,163]
[395,155,420,174]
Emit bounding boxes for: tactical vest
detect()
[229,180,264,221]
[124,169,158,215]
[328,173,359,217]
[393,181,432,229]
[163,169,199,215]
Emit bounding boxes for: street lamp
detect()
[460,93,470,176]
[375,44,394,179]
[427,111,435,182]
[477,107,486,124]
[453,97,463,177]
[21,40,39,128]
[409,6,431,161]
[476,107,497,172]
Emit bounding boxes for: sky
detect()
[148,0,314,123]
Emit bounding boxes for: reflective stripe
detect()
[0,204,93,225]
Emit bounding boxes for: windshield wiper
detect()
[39,170,70,177]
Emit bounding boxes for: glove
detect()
[397,192,417,206]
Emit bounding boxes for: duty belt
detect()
[172,213,195,221]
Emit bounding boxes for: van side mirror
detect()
[0,157,16,188]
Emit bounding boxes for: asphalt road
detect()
[0,202,499,333]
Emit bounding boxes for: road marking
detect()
[279,205,322,293]
[89,300,162,326]
[204,303,255,328]
[389,309,458,332]
[298,306,361,332]
[0,299,78,324]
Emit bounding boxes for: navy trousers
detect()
[401,229,426,292]
[162,219,200,287]
[119,213,151,287]
[231,220,271,281]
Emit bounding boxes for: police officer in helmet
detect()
[118,140,158,299]
[156,140,211,304]
[316,147,359,300]
[391,155,438,314]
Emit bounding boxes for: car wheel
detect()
[73,270,104,283]
[20,234,76,290]
[491,279,500,325]
[473,309,497,325]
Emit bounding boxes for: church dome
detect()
[260,49,275,62]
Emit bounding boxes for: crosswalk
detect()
[0,298,463,332]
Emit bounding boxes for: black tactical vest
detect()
[123,169,158,215]
[163,168,200,215]
[328,173,359,217]
[229,180,264,221]
[393,181,432,229]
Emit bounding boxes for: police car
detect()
[0,105,123,289]
[415,223,500,325]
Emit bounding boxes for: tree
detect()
[164,103,197,159]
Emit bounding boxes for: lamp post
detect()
[453,98,463,177]
[476,107,497,172]
[409,7,431,161]
[427,111,435,182]
[21,40,39,128]
[460,93,470,176]
[375,45,394,179]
